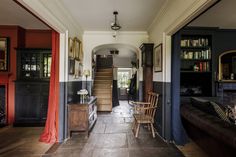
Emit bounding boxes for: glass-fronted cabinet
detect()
[17,48,51,80]
[15,48,51,126]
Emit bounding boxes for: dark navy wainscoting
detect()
[153,81,172,142]
[81,81,92,96]
[58,81,83,142]
[138,81,143,101]
[113,80,119,107]
[59,82,66,142]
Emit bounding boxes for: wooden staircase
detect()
[93,68,113,111]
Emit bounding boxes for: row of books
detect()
[181,49,211,60]
[193,62,210,72]
[181,38,209,47]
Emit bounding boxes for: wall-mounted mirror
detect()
[219,51,236,80]
[0,38,9,71]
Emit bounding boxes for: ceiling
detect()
[189,0,236,29]
[60,0,166,31]
[0,0,236,31]
[0,0,49,29]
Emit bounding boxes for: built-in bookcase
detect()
[180,35,212,96]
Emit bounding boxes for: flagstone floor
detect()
[44,101,184,157]
[0,101,205,157]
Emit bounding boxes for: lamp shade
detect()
[83,69,90,77]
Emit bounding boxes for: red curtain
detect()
[39,30,59,143]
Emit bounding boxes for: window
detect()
[117,68,132,88]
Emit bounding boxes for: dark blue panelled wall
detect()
[171,27,236,145]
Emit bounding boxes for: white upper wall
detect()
[113,57,135,68]
[148,0,217,82]
[83,31,149,81]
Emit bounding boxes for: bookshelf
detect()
[180,35,212,96]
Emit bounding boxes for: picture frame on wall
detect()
[68,37,74,58]
[74,37,81,61]
[153,43,162,72]
[68,58,75,75]
[0,38,9,71]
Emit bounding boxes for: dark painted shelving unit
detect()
[15,48,51,126]
[180,35,213,96]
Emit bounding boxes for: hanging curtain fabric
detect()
[39,30,60,143]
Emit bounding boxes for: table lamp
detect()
[83,69,90,93]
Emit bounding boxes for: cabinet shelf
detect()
[181,71,211,73]
[181,59,211,61]
[181,46,210,50]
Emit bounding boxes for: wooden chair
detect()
[131,92,159,138]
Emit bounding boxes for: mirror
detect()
[219,51,236,80]
[0,38,9,71]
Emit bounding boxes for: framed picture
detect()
[78,62,83,77]
[0,38,9,71]
[68,37,74,58]
[73,37,81,61]
[153,43,162,72]
[79,42,83,62]
[68,58,75,75]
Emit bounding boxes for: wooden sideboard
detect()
[68,96,97,137]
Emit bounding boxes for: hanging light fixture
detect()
[111,11,121,31]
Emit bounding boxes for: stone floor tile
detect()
[95,133,128,148]
[91,123,106,134]
[127,133,168,148]
[92,148,129,157]
[129,147,184,157]
[105,123,131,133]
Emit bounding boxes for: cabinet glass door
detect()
[43,54,51,78]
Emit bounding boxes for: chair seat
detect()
[134,114,153,123]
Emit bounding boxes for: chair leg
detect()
[150,123,155,138]
[147,124,151,130]
[135,123,140,138]
[132,119,135,130]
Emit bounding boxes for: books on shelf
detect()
[193,62,210,72]
[181,49,211,59]
[181,37,209,47]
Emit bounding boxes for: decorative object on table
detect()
[68,37,74,58]
[68,58,75,75]
[0,38,9,71]
[77,89,88,103]
[153,43,162,72]
[83,69,90,93]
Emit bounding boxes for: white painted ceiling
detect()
[60,0,166,31]
[189,0,236,29]
[0,0,49,29]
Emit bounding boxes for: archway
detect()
[91,43,139,109]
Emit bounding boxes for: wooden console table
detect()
[68,96,97,137]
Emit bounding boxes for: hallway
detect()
[45,101,184,157]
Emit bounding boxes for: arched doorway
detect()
[91,43,139,110]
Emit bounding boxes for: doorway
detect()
[117,68,132,100]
